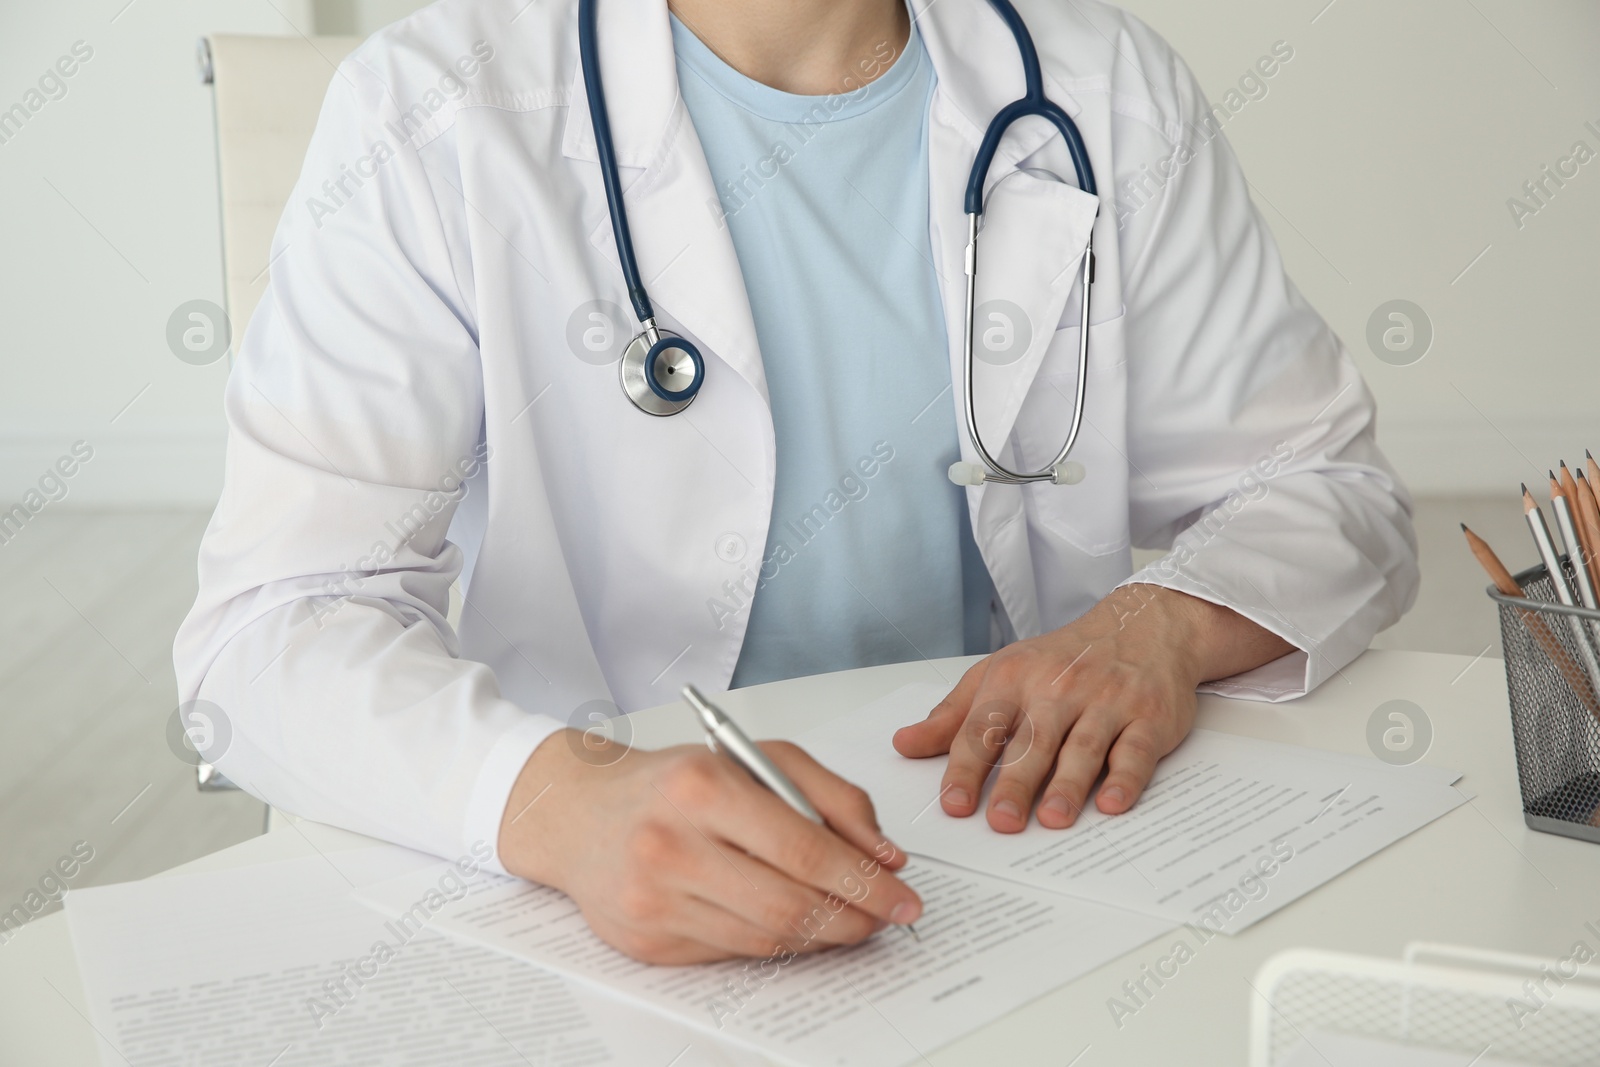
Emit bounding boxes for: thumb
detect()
[892,665,986,758]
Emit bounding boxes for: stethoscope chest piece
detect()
[620,327,705,417]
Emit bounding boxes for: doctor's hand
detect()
[497,735,922,965]
[893,584,1294,832]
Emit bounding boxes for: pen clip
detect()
[687,687,723,755]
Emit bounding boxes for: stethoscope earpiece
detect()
[1052,460,1086,486]
[948,462,988,486]
[947,458,1087,488]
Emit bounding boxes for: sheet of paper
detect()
[797,684,1468,933]
[1281,1030,1546,1067]
[65,846,763,1067]
[354,854,1174,1067]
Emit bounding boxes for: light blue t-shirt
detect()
[670,17,994,687]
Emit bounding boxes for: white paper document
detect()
[797,684,1467,933]
[354,854,1174,1067]
[65,846,763,1066]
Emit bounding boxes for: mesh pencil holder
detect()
[1488,561,1600,844]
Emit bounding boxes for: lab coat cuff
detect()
[463,712,566,877]
[1114,570,1312,704]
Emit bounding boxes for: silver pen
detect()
[682,684,823,821]
[680,684,919,941]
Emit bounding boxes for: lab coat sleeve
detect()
[1110,48,1419,701]
[172,54,560,872]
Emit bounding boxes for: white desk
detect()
[4,650,1596,1066]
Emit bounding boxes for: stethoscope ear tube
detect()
[953,215,1095,488]
[950,0,1099,488]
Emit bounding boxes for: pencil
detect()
[1550,473,1600,673]
[1550,472,1600,611]
[1522,485,1600,705]
[1559,462,1582,540]
[1462,522,1529,598]
[1462,523,1600,715]
[1576,467,1600,594]
[1587,448,1600,574]
[1558,463,1590,574]
[1524,484,1581,606]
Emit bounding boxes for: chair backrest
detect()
[199,34,364,349]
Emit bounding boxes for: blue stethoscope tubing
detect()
[580,0,707,414]
[581,0,1098,482]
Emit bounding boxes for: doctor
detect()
[176,0,1418,964]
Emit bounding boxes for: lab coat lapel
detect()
[560,0,769,406]
[559,0,773,698]
[920,0,1101,637]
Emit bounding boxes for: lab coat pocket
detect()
[1014,311,1131,558]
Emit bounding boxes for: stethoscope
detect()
[580,0,1098,486]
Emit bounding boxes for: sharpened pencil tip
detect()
[1561,460,1570,470]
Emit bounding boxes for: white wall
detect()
[2,0,1596,506]
[311,0,436,35]
[1113,0,1600,494]
[0,0,314,508]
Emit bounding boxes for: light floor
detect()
[0,498,1532,914]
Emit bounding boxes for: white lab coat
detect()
[174,0,1418,871]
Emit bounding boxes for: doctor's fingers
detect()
[1096,716,1183,816]
[593,893,832,965]
[677,845,887,952]
[1036,711,1166,829]
[980,696,1083,832]
[890,660,989,758]
[703,783,923,929]
[756,741,907,870]
[934,690,1034,819]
